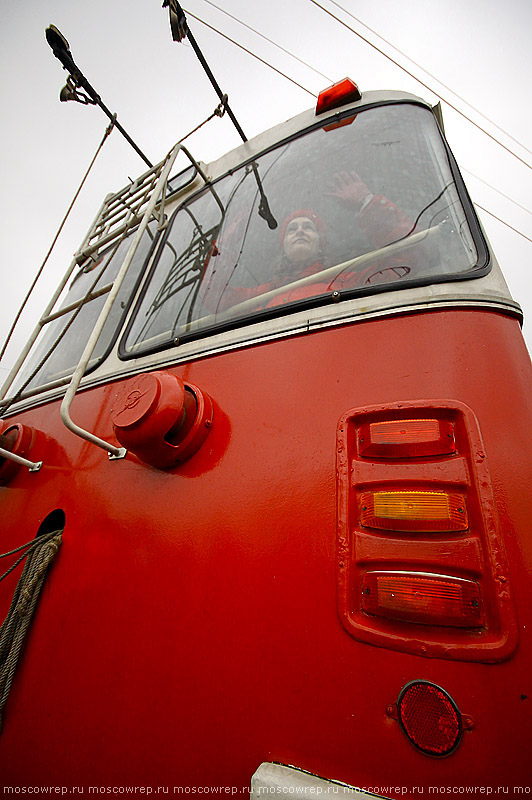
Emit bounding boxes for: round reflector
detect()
[397,681,462,757]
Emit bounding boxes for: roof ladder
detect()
[1,143,210,467]
[0,156,171,407]
[59,142,189,459]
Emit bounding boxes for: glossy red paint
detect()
[0,309,531,794]
[110,371,213,468]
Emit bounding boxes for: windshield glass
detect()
[16,224,157,394]
[120,102,483,354]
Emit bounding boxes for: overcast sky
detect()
[1,0,531,379]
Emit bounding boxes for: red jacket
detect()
[206,195,415,314]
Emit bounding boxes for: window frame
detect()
[117,99,490,360]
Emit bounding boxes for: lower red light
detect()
[397,681,462,756]
[362,572,483,627]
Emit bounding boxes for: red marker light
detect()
[362,572,483,628]
[397,681,463,757]
[316,78,361,115]
[358,418,455,458]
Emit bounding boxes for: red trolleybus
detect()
[0,78,530,796]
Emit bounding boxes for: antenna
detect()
[45,25,153,169]
[162,2,277,229]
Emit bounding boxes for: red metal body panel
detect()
[0,308,531,793]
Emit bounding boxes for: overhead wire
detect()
[309,0,532,246]
[183,8,317,98]
[307,0,532,173]
[0,120,115,366]
[186,3,532,248]
[189,2,532,248]
[187,6,532,188]
[325,0,532,162]
[474,204,532,246]
[462,167,532,219]
[199,0,333,83]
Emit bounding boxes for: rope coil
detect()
[0,528,63,733]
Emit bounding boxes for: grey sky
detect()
[1,0,531,374]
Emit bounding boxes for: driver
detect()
[212,171,415,312]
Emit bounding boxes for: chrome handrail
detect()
[59,142,184,458]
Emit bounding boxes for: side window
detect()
[17,223,157,392]
[123,189,226,352]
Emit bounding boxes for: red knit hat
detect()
[279,209,328,249]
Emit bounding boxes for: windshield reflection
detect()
[124,103,478,353]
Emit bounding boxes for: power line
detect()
[189,1,532,233]
[463,168,532,219]
[308,0,532,173]
[325,0,532,163]
[199,0,333,83]
[475,204,532,245]
[183,9,317,98]
[186,4,532,250]
[318,2,532,239]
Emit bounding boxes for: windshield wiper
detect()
[162,0,277,230]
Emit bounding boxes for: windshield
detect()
[123,103,483,356]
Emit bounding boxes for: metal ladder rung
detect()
[93,205,142,236]
[75,186,163,264]
[1,374,74,406]
[95,176,157,220]
[40,283,114,325]
[96,187,154,227]
[1,143,208,462]
[75,219,146,263]
[93,201,148,239]
[93,208,131,234]
[106,178,158,210]
[69,156,175,271]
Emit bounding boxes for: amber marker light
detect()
[360,490,468,532]
[315,78,361,115]
[362,571,483,628]
[396,681,463,757]
[358,418,455,458]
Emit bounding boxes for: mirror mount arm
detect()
[45,25,153,169]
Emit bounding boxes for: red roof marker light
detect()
[316,78,361,115]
